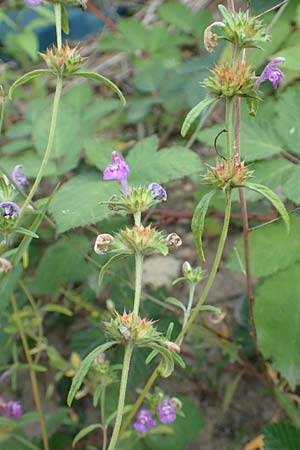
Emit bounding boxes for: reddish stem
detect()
[86,1,117,30]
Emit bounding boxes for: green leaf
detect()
[274,87,300,154]
[117,18,148,51]
[98,254,128,288]
[42,304,73,317]
[263,421,300,450]
[67,341,116,406]
[70,71,126,105]
[282,165,300,204]
[227,215,300,278]
[181,97,217,137]
[14,30,39,61]
[72,424,101,448]
[255,263,300,389]
[218,4,234,27]
[32,236,90,295]
[242,183,290,233]
[126,136,202,185]
[84,138,115,170]
[165,297,186,313]
[159,2,196,33]
[192,190,216,261]
[8,70,51,98]
[49,174,117,233]
[61,5,69,34]
[13,227,39,239]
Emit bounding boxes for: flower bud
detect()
[165,341,180,353]
[166,233,182,248]
[171,397,182,409]
[94,234,114,255]
[182,261,192,275]
[148,183,167,202]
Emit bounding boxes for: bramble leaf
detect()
[263,421,300,450]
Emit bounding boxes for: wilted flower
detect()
[166,233,182,248]
[0,201,21,217]
[103,151,130,195]
[165,341,180,353]
[134,408,157,433]
[254,57,285,90]
[23,0,41,6]
[157,399,176,424]
[0,257,13,273]
[12,165,28,190]
[94,234,114,254]
[148,183,167,201]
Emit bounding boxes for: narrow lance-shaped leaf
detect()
[241,182,290,233]
[67,341,116,406]
[8,70,52,99]
[181,97,218,137]
[72,424,101,448]
[98,254,128,288]
[218,5,234,27]
[192,190,216,261]
[61,5,69,35]
[70,71,126,106]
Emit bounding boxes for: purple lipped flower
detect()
[157,399,176,424]
[12,165,28,190]
[6,401,22,418]
[23,0,42,6]
[103,151,130,195]
[133,408,157,433]
[0,201,21,218]
[148,183,167,201]
[254,57,285,90]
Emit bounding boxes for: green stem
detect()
[54,3,62,50]
[107,344,133,450]
[225,97,234,171]
[19,75,63,216]
[101,387,108,450]
[11,296,49,450]
[133,253,143,319]
[119,189,232,435]
[0,87,6,137]
[133,211,141,227]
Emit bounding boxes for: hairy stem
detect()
[120,189,232,434]
[19,75,63,215]
[181,283,196,337]
[101,388,108,450]
[11,296,49,450]
[107,344,133,450]
[133,253,143,319]
[54,3,62,50]
[226,97,234,171]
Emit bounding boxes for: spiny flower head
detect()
[12,165,28,190]
[104,311,161,345]
[157,399,176,424]
[219,5,269,49]
[255,57,285,90]
[205,62,255,98]
[113,225,169,256]
[205,159,252,189]
[39,43,84,76]
[134,408,157,433]
[103,151,130,195]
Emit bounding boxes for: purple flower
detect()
[0,398,22,418]
[6,401,22,418]
[23,0,42,6]
[12,165,28,190]
[103,151,130,195]
[133,408,157,433]
[254,57,285,90]
[148,183,167,201]
[0,201,21,218]
[157,399,176,424]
